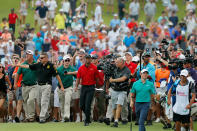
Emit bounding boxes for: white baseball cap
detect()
[164,26,168,29]
[132,56,140,62]
[59,9,64,12]
[63,55,71,60]
[139,21,144,25]
[180,69,188,77]
[114,14,118,17]
[125,52,132,56]
[26,50,34,55]
[141,69,149,74]
[179,54,185,60]
[79,49,85,54]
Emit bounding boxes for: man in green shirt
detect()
[15,50,37,122]
[130,69,155,131]
[57,55,77,122]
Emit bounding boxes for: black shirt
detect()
[36,6,48,18]
[112,66,131,91]
[136,37,146,50]
[29,62,57,85]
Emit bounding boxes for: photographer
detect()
[109,57,131,127]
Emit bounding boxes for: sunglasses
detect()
[65,59,70,62]
[0,66,3,68]
[40,57,45,59]
[13,57,19,60]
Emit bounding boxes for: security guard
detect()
[16,52,64,123]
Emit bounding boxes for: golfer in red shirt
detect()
[75,54,99,126]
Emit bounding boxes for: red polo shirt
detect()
[127,22,138,30]
[125,61,137,82]
[51,39,59,51]
[77,63,99,85]
[8,13,18,24]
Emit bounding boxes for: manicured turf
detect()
[0,122,196,131]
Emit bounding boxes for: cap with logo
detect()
[180,69,188,77]
[63,55,71,60]
[26,50,34,55]
[141,69,149,74]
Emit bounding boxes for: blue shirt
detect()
[131,79,155,102]
[123,35,136,47]
[33,37,44,52]
[33,54,40,62]
[137,63,156,82]
[69,35,78,46]
[122,17,131,25]
[169,27,179,39]
[110,19,121,28]
[88,48,94,54]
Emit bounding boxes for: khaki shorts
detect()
[87,0,94,3]
[106,0,114,5]
[34,14,39,20]
[38,17,47,26]
[48,10,55,19]
[98,0,104,4]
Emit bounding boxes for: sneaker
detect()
[39,120,46,124]
[104,118,110,125]
[155,118,160,123]
[52,119,59,122]
[135,121,139,125]
[84,122,89,126]
[15,117,20,123]
[163,123,172,129]
[98,118,104,123]
[111,122,118,127]
[7,117,12,123]
[29,118,35,122]
[36,117,40,122]
[122,120,128,125]
[146,120,152,126]
[64,117,69,122]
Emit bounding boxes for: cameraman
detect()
[109,57,131,127]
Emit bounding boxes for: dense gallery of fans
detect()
[0,0,197,131]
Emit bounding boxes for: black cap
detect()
[142,52,151,57]
[85,54,92,59]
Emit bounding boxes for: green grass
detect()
[1,122,196,131]
[1,0,197,34]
